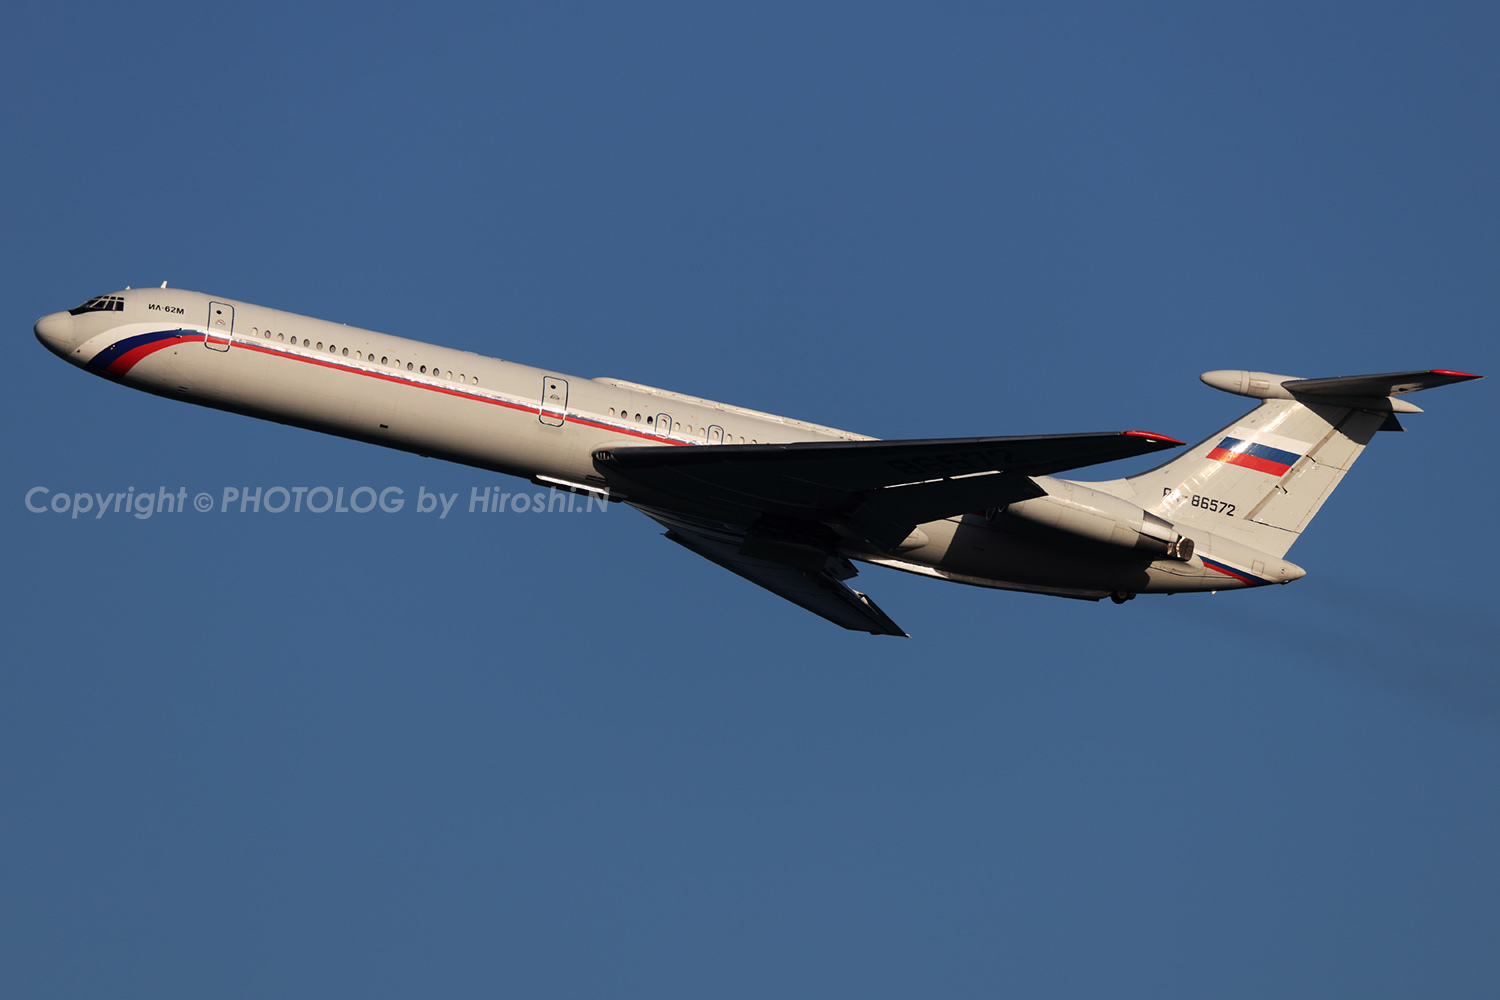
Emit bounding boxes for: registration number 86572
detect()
[1165,488,1236,516]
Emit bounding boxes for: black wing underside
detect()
[1284,369,1482,397]
[597,431,1182,635]
[658,519,909,636]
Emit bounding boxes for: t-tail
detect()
[1086,369,1481,559]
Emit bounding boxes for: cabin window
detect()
[471,376,478,385]
[342,347,349,356]
[381,356,388,365]
[303,338,310,347]
[407,362,413,371]
[646,416,653,425]
[265,330,271,339]
[420,365,426,373]
[446,370,452,379]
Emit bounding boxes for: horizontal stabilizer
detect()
[1283,369,1482,397]
[1202,369,1482,405]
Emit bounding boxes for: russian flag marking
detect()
[1206,436,1302,476]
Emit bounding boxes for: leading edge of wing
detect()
[596,430,1184,489]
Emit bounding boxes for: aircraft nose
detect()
[34,311,76,358]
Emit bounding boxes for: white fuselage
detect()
[36,287,1259,599]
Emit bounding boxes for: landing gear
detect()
[1109,590,1136,604]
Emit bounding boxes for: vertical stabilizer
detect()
[1120,397,1383,557]
[1083,369,1481,559]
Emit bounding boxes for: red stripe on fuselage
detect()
[1201,558,1265,586]
[140,337,692,446]
[1204,563,1251,583]
[104,333,196,375]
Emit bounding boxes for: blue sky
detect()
[3,3,1497,996]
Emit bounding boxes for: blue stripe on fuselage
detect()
[85,328,193,372]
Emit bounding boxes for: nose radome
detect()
[34,311,77,357]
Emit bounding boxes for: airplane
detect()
[34,286,1481,636]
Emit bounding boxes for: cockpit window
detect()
[69,295,125,315]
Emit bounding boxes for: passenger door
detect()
[205,301,233,352]
[540,376,568,426]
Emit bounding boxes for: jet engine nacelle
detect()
[1002,476,1195,561]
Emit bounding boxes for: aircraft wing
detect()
[596,431,1182,548]
[656,518,909,636]
[598,431,1183,635]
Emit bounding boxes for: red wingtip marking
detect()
[1430,369,1482,378]
[1123,430,1185,446]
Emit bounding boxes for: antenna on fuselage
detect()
[160,281,168,288]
